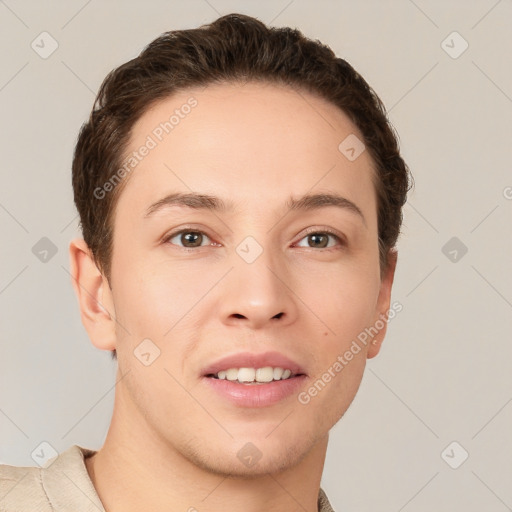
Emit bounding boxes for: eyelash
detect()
[162,227,345,251]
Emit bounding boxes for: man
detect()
[0,13,410,512]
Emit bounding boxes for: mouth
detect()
[201,350,307,381]
[203,372,307,408]
[206,366,305,384]
[201,351,308,407]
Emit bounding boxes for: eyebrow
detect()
[144,191,366,224]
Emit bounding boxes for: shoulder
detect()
[0,445,103,512]
[0,462,51,511]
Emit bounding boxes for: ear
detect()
[69,238,117,351]
[367,249,398,359]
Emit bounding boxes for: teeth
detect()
[225,368,238,381]
[256,367,274,383]
[212,366,296,383]
[273,367,284,380]
[238,368,256,382]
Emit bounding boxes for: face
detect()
[97,81,394,476]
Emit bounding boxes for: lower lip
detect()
[202,375,307,408]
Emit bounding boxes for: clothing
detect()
[0,445,335,511]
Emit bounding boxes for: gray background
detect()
[1,1,511,510]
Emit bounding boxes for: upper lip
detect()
[201,351,307,377]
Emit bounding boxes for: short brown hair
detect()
[72,12,411,286]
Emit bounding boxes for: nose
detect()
[218,248,299,330]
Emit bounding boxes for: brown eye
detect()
[295,231,343,250]
[165,230,211,248]
[308,233,329,248]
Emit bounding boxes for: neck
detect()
[85,372,328,512]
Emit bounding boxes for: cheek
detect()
[111,259,208,365]
[111,241,380,357]
[298,263,379,405]
[298,274,374,417]
[112,252,184,324]
[303,264,379,337]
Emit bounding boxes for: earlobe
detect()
[69,238,117,351]
[367,249,398,359]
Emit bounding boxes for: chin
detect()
[179,426,324,479]
[191,444,312,479]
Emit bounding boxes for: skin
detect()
[70,81,397,512]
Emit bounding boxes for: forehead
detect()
[114,81,376,224]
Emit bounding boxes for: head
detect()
[70,13,411,476]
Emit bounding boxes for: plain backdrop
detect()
[1,1,511,511]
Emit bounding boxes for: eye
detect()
[162,228,345,251]
[164,229,213,249]
[295,229,344,250]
